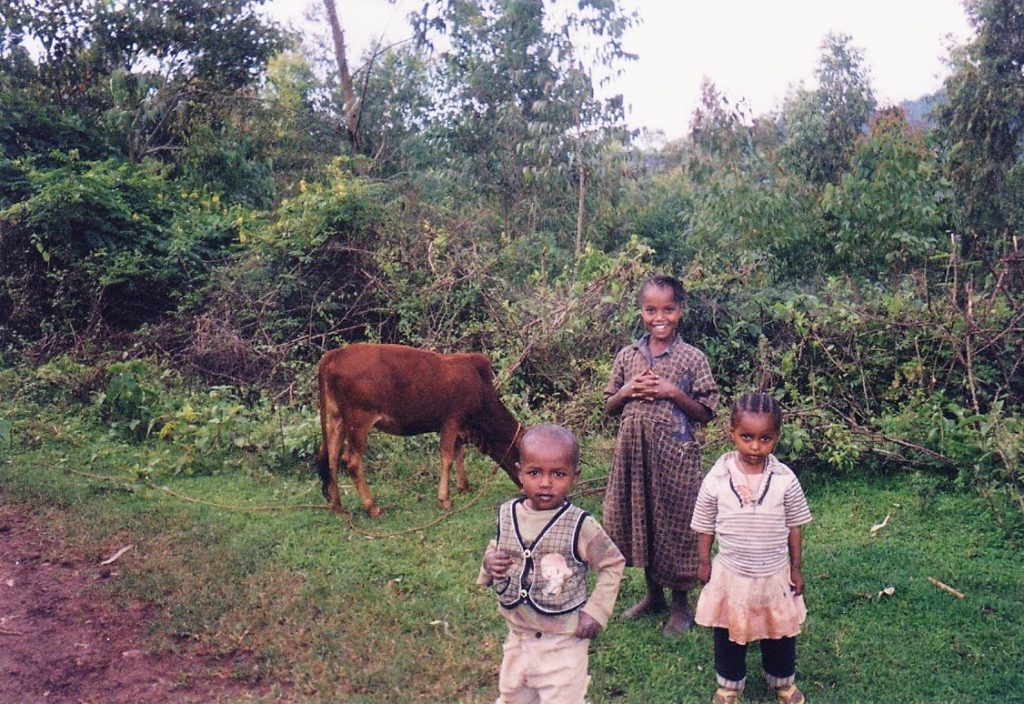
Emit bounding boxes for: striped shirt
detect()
[690,451,812,578]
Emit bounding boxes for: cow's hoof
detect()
[368,505,384,519]
[439,499,453,511]
[457,483,470,494]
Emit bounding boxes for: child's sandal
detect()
[775,684,805,704]
[712,687,741,703]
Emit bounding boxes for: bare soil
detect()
[0,503,285,704]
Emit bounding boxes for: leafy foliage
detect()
[779,33,876,186]
[936,0,1024,262]
[0,153,252,345]
[410,0,637,246]
[821,108,948,277]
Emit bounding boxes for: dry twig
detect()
[99,545,134,566]
[928,576,966,599]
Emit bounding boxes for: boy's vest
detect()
[493,498,589,614]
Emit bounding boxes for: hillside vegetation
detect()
[2,0,1019,534]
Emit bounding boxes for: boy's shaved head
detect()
[520,424,580,470]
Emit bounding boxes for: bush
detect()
[93,359,166,440]
[0,153,256,348]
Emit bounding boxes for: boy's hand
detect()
[484,549,513,579]
[574,612,601,640]
[789,567,805,596]
[697,562,712,584]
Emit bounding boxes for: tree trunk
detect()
[323,0,361,153]
[575,158,586,257]
[574,110,586,257]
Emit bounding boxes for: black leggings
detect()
[713,627,796,683]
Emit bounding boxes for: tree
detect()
[322,0,361,153]
[632,81,818,282]
[410,0,637,246]
[822,108,948,278]
[779,33,876,186]
[937,0,1024,261]
[0,0,287,173]
[352,45,436,178]
[244,52,344,196]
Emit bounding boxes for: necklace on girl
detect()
[733,457,767,508]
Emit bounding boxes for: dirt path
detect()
[0,503,284,703]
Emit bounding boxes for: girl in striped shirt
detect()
[691,392,812,704]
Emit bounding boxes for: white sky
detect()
[264,0,974,141]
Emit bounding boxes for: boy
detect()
[478,424,625,704]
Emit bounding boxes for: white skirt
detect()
[695,559,806,645]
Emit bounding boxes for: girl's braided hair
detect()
[637,275,686,306]
[730,392,783,432]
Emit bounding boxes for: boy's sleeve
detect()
[476,539,498,587]
[577,517,625,627]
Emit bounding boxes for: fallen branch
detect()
[572,475,609,489]
[869,513,890,535]
[0,627,23,636]
[928,576,966,599]
[826,404,957,466]
[100,545,134,566]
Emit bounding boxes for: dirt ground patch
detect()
[0,503,285,704]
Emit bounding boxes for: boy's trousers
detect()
[497,628,590,704]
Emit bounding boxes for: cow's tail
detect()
[316,352,335,501]
[316,445,332,500]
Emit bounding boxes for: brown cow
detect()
[316,343,523,518]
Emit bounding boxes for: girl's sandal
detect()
[712,687,741,703]
[775,684,805,704]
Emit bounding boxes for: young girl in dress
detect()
[603,275,719,635]
[690,392,811,704]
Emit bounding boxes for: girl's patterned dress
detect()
[602,335,719,590]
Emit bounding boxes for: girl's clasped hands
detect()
[627,368,671,402]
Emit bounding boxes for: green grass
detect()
[1,377,1022,703]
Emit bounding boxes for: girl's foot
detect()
[712,687,741,703]
[775,684,805,704]
[619,593,667,620]
[662,609,695,635]
[663,589,694,635]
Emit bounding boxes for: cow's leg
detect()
[324,414,346,513]
[438,424,461,510]
[454,437,469,493]
[342,413,383,518]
